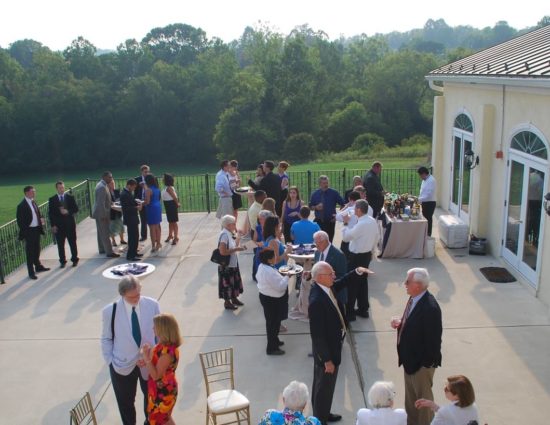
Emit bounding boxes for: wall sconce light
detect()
[464,149,479,169]
[544,192,550,216]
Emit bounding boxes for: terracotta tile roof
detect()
[428,25,550,78]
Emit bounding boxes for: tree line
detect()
[1,17,548,173]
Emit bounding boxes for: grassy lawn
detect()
[0,157,426,225]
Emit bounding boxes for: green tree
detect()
[63,36,102,79]
[324,101,369,151]
[284,133,317,161]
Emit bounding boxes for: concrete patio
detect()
[0,211,549,424]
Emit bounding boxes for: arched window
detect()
[510,131,548,160]
[453,113,473,132]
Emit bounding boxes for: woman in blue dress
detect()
[144,174,163,252]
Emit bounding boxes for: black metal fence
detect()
[1,168,421,282]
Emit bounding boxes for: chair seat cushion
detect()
[207,389,249,414]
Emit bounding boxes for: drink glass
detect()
[391,315,402,329]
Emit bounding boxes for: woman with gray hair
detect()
[217,215,245,310]
[356,381,406,425]
[258,380,321,425]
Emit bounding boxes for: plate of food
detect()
[279,264,304,275]
[235,186,251,193]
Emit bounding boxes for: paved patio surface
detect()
[1,211,549,424]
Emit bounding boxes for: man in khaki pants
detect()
[391,268,442,425]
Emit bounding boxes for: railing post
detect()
[205,174,211,214]
[307,170,312,200]
[342,168,347,194]
[0,246,5,284]
[86,179,93,218]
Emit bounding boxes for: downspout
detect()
[428,79,444,93]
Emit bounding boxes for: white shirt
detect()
[419,175,436,203]
[342,214,378,254]
[256,263,289,297]
[431,402,479,425]
[215,169,232,197]
[336,203,374,228]
[317,243,332,262]
[161,186,177,201]
[248,201,262,228]
[219,229,239,268]
[123,298,141,329]
[356,407,407,425]
[409,290,427,315]
[25,197,39,227]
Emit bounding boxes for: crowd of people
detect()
[12,159,476,425]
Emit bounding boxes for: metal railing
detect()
[1,168,422,282]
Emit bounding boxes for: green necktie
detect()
[131,307,141,347]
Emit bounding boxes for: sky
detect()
[1,0,548,51]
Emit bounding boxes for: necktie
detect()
[131,307,141,347]
[319,252,325,262]
[397,298,413,344]
[328,288,347,336]
[31,201,40,221]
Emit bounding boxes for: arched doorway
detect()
[502,129,548,286]
[450,112,474,223]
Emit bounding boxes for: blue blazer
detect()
[314,244,348,303]
[101,296,160,378]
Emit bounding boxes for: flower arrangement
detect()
[383,193,421,219]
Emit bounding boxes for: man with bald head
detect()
[391,268,442,425]
[309,261,372,424]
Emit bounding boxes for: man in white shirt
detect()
[418,167,436,237]
[336,190,373,258]
[215,160,233,219]
[247,190,266,234]
[342,199,378,320]
[101,276,160,425]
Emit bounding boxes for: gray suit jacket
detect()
[92,180,111,220]
[101,296,160,378]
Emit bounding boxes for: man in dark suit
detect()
[48,181,79,268]
[248,160,281,213]
[134,165,150,241]
[309,261,371,425]
[363,161,385,218]
[16,186,50,280]
[120,179,143,261]
[391,267,442,425]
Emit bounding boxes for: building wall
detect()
[432,82,550,304]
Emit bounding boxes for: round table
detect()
[102,262,156,280]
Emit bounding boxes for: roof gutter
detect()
[425,75,550,89]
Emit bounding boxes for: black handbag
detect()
[211,234,230,266]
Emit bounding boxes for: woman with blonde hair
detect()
[142,313,182,425]
[262,197,277,216]
[415,375,479,425]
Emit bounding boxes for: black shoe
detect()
[266,349,285,355]
[106,253,120,258]
[72,259,79,267]
[29,274,38,280]
[127,257,140,261]
[36,266,50,272]
[60,262,67,268]
[356,310,370,318]
[327,413,342,422]
[347,315,356,322]
[120,240,127,245]
[277,341,285,346]
[139,237,147,241]
[134,253,143,258]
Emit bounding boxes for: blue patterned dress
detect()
[258,408,321,425]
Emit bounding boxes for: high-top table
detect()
[381,216,428,259]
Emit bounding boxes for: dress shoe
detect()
[72,259,79,267]
[36,266,50,272]
[224,301,238,310]
[277,340,285,346]
[231,298,244,306]
[127,257,140,261]
[327,413,342,422]
[106,253,120,258]
[120,240,127,245]
[139,237,147,242]
[266,349,285,355]
[29,274,38,280]
[347,315,357,322]
[60,261,67,268]
[134,253,143,257]
[356,309,370,318]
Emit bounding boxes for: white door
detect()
[450,132,472,223]
[502,154,546,286]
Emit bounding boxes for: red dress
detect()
[147,343,179,425]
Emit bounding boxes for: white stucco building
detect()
[426,25,550,303]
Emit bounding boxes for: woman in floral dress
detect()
[142,313,182,425]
